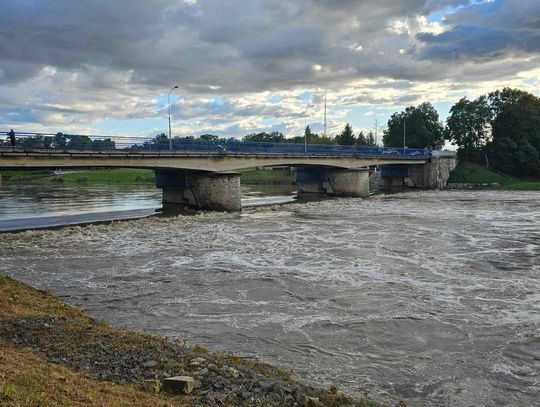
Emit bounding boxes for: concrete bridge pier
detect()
[295,167,370,198]
[156,170,241,212]
[380,154,457,191]
[327,169,370,197]
[409,155,457,189]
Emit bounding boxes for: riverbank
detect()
[447,162,540,190]
[0,168,294,186]
[0,276,394,407]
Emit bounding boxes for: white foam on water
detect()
[1,190,539,406]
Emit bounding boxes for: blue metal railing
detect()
[0,131,432,158]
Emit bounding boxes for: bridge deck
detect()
[0,147,430,172]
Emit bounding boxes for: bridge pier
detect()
[156,170,241,212]
[380,154,457,191]
[327,169,370,197]
[409,155,457,189]
[295,167,369,198]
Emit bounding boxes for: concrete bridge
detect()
[0,145,456,211]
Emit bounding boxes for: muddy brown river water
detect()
[1,189,539,406]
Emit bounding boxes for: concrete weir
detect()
[157,170,241,212]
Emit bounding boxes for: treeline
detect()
[243,125,377,146]
[378,87,540,178]
[446,88,540,178]
[150,125,378,148]
[2,132,115,150]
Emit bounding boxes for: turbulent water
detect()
[1,190,539,406]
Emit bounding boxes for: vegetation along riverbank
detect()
[446,162,540,190]
[0,276,402,407]
[0,167,294,187]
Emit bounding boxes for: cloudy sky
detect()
[1,0,539,142]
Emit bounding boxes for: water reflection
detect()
[0,184,162,220]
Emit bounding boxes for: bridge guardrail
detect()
[0,131,432,158]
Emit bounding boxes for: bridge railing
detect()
[0,131,431,158]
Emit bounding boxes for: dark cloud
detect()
[417,1,540,60]
[0,0,539,132]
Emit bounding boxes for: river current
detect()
[1,190,539,406]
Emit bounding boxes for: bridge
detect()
[0,131,456,211]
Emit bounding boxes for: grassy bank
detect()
[448,162,540,190]
[1,169,155,185]
[0,276,185,407]
[238,168,295,185]
[0,276,393,407]
[2,168,293,186]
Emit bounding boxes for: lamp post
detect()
[168,85,179,151]
[403,117,406,149]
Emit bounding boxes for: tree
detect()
[486,88,540,176]
[154,133,168,145]
[383,102,444,149]
[446,96,491,160]
[53,132,67,148]
[200,134,219,141]
[365,131,377,146]
[67,135,92,149]
[335,123,356,145]
[244,132,286,143]
[92,138,115,150]
[304,125,314,144]
[310,133,335,145]
[356,131,367,146]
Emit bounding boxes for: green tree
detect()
[92,138,115,150]
[304,125,314,144]
[335,123,356,145]
[356,131,367,146]
[365,131,377,146]
[200,134,219,141]
[446,96,491,160]
[67,135,92,149]
[244,132,286,143]
[53,132,67,148]
[310,133,336,145]
[154,133,168,145]
[383,102,444,149]
[486,88,540,176]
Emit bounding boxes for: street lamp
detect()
[403,117,406,149]
[168,85,179,151]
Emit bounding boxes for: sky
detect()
[1,0,539,143]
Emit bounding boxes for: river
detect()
[0,189,539,406]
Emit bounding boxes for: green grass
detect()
[504,181,540,190]
[448,162,512,184]
[4,168,294,186]
[448,162,540,189]
[28,169,154,185]
[238,168,294,184]
[0,170,51,182]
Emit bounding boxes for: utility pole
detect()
[168,85,179,151]
[374,118,379,146]
[323,88,327,137]
[304,103,315,153]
